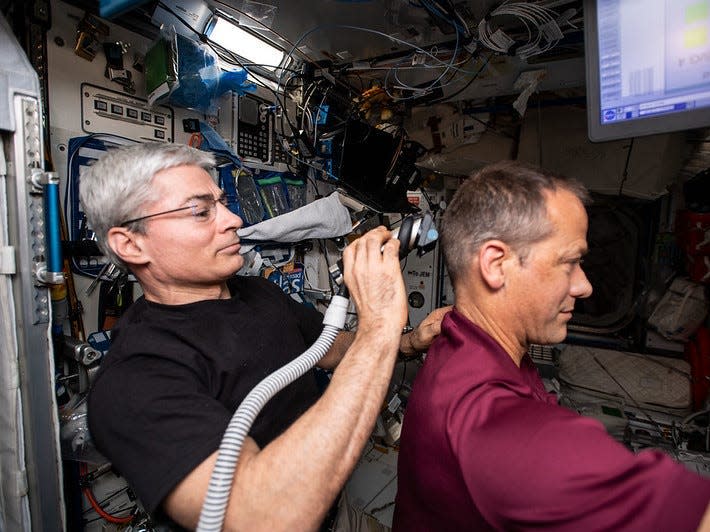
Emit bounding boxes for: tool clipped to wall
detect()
[103,41,135,94]
[74,12,110,61]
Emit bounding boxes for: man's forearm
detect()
[317,330,355,369]
[226,326,401,530]
[320,307,451,369]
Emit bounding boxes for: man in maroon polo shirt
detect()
[393,160,710,531]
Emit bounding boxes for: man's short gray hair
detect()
[441,160,590,286]
[79,143,216,270]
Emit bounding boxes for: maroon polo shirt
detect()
[394,308,710,531]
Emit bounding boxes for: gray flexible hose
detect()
[196,295,350,532]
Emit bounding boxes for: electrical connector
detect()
[463,40,478,55]
[350,61,371,71]
[314,68,336,85]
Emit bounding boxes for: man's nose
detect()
[218,201,243,230]
[571,265,593,299]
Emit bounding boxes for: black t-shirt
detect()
[87,276,325,514]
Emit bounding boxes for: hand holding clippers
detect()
[329,212,438,288]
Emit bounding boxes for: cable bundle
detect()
[477,1,570,59]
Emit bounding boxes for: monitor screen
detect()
[332,121,419,213]
[585,0,710,142]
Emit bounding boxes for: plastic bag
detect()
[236,171,265,225]
[256,173,290,218]
[284,175,306,210]
[648,277,709,341]
[146,28,255,113]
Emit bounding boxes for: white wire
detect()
[477,1,563,59]
[383,24,460,101]
[300,82,319,134]
[277,23,482,97]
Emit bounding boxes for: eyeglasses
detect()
[120,195,230,227]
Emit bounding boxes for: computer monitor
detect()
[584,0,710,142]
[332,120,422,213]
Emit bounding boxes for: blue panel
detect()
[99,0,152,19]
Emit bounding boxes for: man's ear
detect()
[477,240,509,290]
[106,227,149,267]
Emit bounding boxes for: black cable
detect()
[81,486,131,515]
[204,39,275,86]
[344,70,367,92]
[299,78,327,148]
[419,0,469,38]
[206,38,303,148]
[400,254,409,272]
[407,49,474,101]
[428,52,492,104]
[388,215,406,230]
[208,6,306,75]
[618,137,635,196]
[591,355,664,436]
[273,74,303,144]
[243,64,301,75]
[419,187,436,213]
[203,35,282,84]
[468,113,517,140]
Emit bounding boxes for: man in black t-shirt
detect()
[81,143,448,530]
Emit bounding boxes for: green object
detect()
[256,175,289,218]
[284,177,306,210]
[236,172,264,225]
[145,37,175,105]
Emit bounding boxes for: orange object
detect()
[188,132,202,148]
[79,463,133,525]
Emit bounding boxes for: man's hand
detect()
[400,305,453,355]
[342,226,408,336]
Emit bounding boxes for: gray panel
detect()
[0,14,41,131]
[4,94,65,532]
[0,11,64,531]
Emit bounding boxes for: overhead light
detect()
[206,16,285,71]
